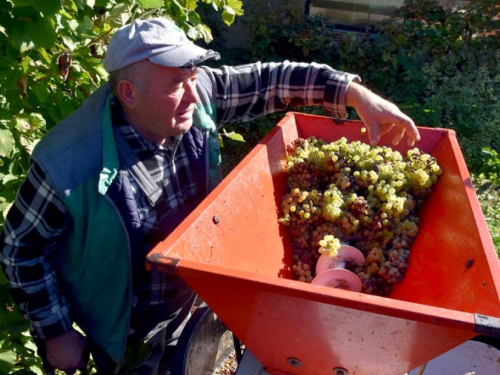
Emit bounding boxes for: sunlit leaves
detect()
[222,0,243,25]
[137,0,164,9]
[0,1,244,370]
[0,347,16,373]
[222,128,244,142]
[103,3,133,28]
[187,23,212,42]
[0,130,15,158]
[26,18,58,49]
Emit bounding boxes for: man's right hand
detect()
[44,328,89,375]
[345,81,420,147]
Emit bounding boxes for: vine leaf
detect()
[222,128,245,142]
[26,18,57,49]
[0,130,15,158]
[31,0,61,16]
[0,348,16,373]
[137,0,163,9]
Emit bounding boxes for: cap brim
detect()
[148,44,220,68]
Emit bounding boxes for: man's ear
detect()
[116,80,136,108]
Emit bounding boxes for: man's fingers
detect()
[379,123,395,137]
[397,114,420,146]
[365,122,380,145]
[391,127,406,145]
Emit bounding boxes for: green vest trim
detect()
[194,100,222,190]
[56,176,131,363]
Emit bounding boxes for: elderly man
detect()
[0,17,419,374]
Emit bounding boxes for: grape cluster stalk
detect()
[279,136,442,296]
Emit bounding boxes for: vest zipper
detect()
[170,138,182,201]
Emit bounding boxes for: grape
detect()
[279,137,441,296]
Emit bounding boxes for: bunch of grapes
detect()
[279,136,442,296]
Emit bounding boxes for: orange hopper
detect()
[147,112,500,375]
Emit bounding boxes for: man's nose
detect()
[183,81,200,103]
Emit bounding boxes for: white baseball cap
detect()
[102,17,220,72]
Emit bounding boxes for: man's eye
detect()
[169,84,183,92]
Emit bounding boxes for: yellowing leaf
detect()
[0,129,15,157]
[137,0,164,9]
[222,129,245,142]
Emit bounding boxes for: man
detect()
[0,17,419,374]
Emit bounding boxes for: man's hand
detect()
[345,81,420,146]
[45,328,89,375]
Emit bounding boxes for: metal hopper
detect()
[147,112,500,375]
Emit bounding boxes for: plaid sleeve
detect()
[203,61,361,125]
[0,162,73,339]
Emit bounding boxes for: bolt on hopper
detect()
[147,112,500,375]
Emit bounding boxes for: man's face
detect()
[126,62,200,145]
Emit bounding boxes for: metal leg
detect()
[234,350,270,375]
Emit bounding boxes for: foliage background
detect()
[209,0,500,250]
[1,0,500,372]
[0,0,244,372]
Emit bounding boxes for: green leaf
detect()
[37,47,51,64]
[103,4,133,28]
[0,303,30,337]
[0,129,15,157]
[223,129,245,142]
[223,5,235,16]
[62,36,78,51]
[63,0,79,13]
[194,23,212,43]
[66,19,80,32]
[15,114,31,133]
[32,82,50,103]
[21,56,31,72]
[137,0,164,9]
[0,268,7,284]
[2,174,18,185]
[11,0,31,6]
[186,25,198,39]
[31,0,61,16]
[0,109,12,122]
[28,113,46,130]
[26,18,57,49]
[227,0,243,15]
[0,350,16,373]
[221,12,234,26]
[76,16,94,35]
[185,0,197,11]
[187,11,201,26]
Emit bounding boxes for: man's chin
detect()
[174,120,194,135]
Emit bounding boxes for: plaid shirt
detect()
[0,61,358,339]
